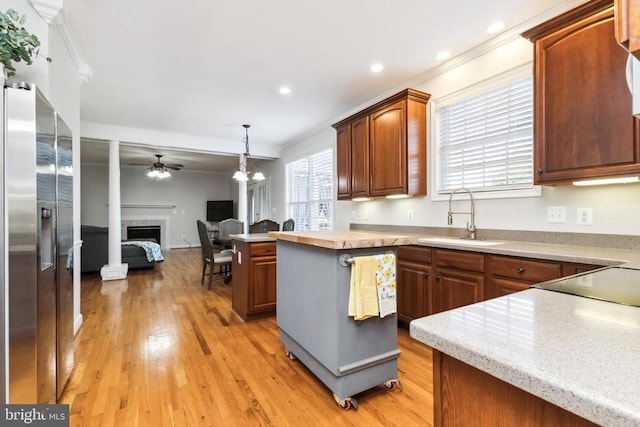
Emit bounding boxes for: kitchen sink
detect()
[418,237,504,246]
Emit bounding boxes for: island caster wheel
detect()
[384,379,403,392]
[284,348,297,360]
[333,393,358,411]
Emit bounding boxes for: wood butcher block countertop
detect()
[267,231,418,250]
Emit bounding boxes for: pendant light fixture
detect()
[233,124,265,181]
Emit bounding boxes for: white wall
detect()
[81,164,235,248]
[279,37,640,236]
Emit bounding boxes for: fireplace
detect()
[121,216,170,249]
[127,225,161,243]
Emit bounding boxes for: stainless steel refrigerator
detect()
[3,83,74,404]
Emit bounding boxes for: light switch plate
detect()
[547,206,566,223]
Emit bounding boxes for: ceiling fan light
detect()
[147,169,159,178]
[158,169,171,179]
[252,171,266,181]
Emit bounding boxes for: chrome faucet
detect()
[447,188,476,240]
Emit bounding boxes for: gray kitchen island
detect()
[268,231,416,409]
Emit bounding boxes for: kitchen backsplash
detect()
[350,224,640,251]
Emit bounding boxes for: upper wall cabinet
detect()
[522,0,640,185]
[615,0,640,58]
[332,89,430,199]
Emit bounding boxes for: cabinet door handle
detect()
[517,267,525,274]
[536,168,543,174]
[423,273,429,278]
[436,274,441,280]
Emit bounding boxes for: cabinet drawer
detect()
[490,255,561,282]
[397,245,432,264]
[249,242,277,257]
[561,262,604,277]
[435,249,484,273]
[489,277,532,298]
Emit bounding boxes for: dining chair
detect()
[218,218,244,246]
[282,218,295,231]
[196,220,232,289]
[249,219,280,233]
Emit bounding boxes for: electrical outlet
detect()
[407,209,414,220]
[547,206,566,223]
[576,207,593,225]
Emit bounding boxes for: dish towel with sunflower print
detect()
[375,253,397,318]
[348,254,397,320]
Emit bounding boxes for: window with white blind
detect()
[434,65,535,197]
[286,148,334,231]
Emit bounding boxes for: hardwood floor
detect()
[61,248,434,426]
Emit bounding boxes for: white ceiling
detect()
[66,0,584,172]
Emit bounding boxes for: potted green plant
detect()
[0,8,51,78]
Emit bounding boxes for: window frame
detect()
[285,147,334,231]
[430,63,541,202]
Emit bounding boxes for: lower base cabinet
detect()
[397,245,604,322]
[432,249,485,314]
[232,240,277,321]
[432,350,598,426]
[397,246,432,323]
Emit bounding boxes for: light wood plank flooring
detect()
[61,248,434,426]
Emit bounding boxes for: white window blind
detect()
[436,72,534,194]
[286,148,334,231]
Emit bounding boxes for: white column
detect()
[237,154,248,231]
[100,140,128,280]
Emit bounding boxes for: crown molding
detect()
[30,0,62,23]
[30,0,93,83]
[54,9,93,84]
[54,11,93,83]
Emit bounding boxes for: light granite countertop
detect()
[414,236,640,267]
[229,233,275,243]
[410,288,640,426]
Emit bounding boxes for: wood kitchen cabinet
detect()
[432,249,485,314]
[522,0,640,185]
[615,0,640,58]
[561,261,606,276]
[432,350,599,427]
[335,123,352,199]
[487,255,563,298]
[332,89,430,199]
[232,239,277,321]
[487,255,605,298]
[397,246,606,318]
[336,117,369,200]
[396,246,432,324]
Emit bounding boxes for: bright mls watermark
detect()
[1,405,69,426]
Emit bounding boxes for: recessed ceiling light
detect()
[436,51,450,61]
[279,86,291,95]
[487,21,505,34]
[370,63,384,73]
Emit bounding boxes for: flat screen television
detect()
[206,200,234,222]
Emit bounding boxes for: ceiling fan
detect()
[130,154,184,179]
